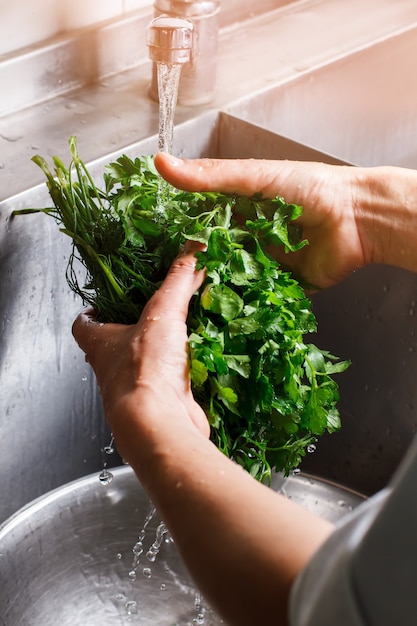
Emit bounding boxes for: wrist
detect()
[353,166,417,271]
[105,385,207,472]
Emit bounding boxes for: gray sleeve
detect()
[290,435,417,626]
[290,490,388,626]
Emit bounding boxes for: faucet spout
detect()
[148,1,220,107]
[146,16,194,158]
[146,16,194,65]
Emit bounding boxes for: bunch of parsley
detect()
[22,137,349,482]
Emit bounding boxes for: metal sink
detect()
[227,25,417,168]
[0,465,363,626]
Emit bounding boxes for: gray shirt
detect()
[290,435,417,626]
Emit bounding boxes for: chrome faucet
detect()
[146,15,194,66]
[147,0,220,106]
[146,15,194,154]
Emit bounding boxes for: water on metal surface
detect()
[0,466,364,626]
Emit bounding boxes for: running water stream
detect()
[156,61,183,207]
[146,15,193,208]
[157,62,182,156]
[122,504,217,624]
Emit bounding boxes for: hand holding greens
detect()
[19,137,350,481]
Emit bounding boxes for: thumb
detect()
[143,240,206,322]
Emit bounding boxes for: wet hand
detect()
[72,242,210,459]
[154,154,368,289]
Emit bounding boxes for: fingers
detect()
[72,308,123,357]
[72,242,205,353]
[154,153,285,198]
[72,308,97,353]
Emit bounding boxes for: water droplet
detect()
[337,499,353,511]
[292,468,301,476]
[160,583,166,590]
[125,600,138,616]
[116,553,123,560]
[143,567,152,578]
[307,444,317,454]
[128,570,137,581]
[192,598,206,626]
[146,522,169,562]
[133,541,143,556]
[98,469,113,485]
[104,445,115,455]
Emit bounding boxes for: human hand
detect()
[72,242,210,464]
[154,154,366,289]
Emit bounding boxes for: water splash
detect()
[146,521,170,563]
[128,506,157,581]
[193,592,207,625]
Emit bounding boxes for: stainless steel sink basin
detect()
[0,467,220,626]
[0,465,363,626]
[1,107,416,531]
[228,25,417,168]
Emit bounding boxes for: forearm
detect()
[353,165,417,272]
[110,391,334,626]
